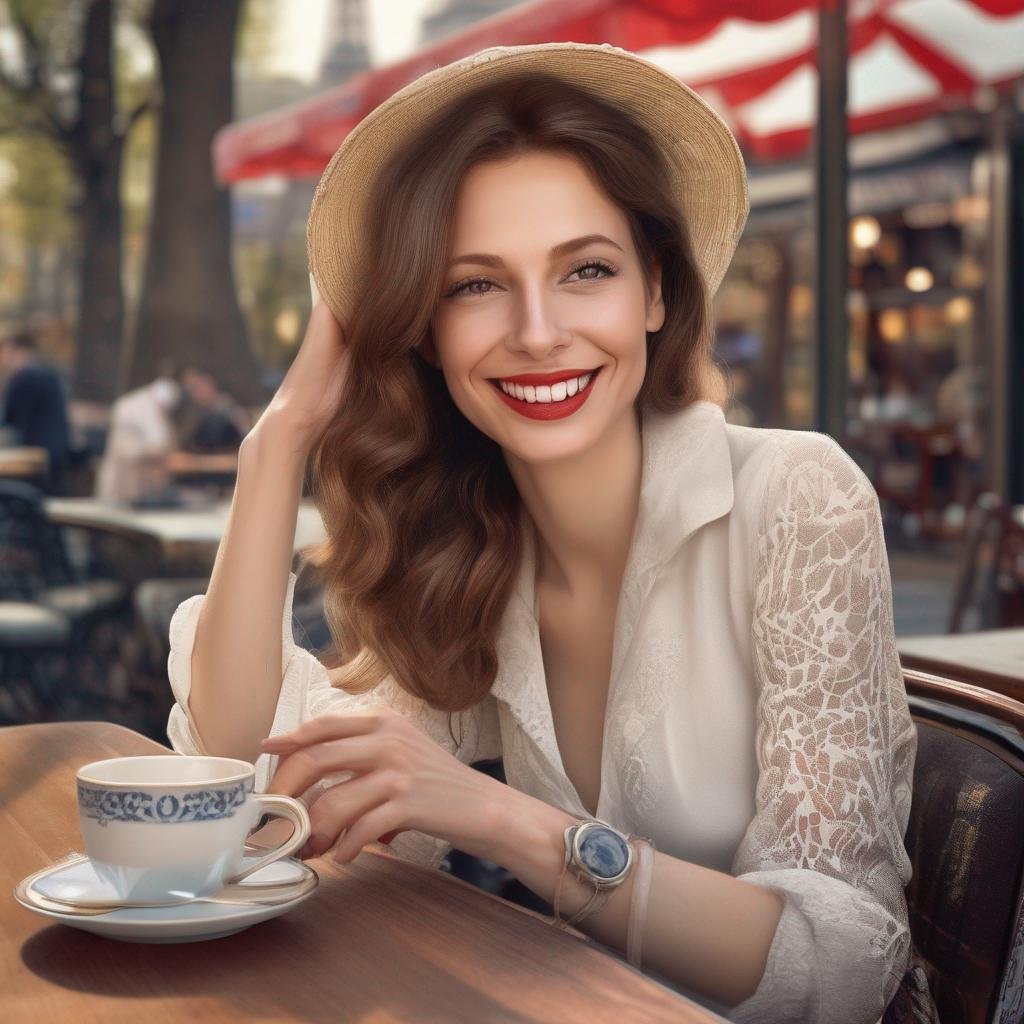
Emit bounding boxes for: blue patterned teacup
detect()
[76,755,311,903]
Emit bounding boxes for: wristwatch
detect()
[558,819,634,927]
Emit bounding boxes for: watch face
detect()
[578,826,630,880]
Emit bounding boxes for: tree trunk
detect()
[125,0,264,404]
[69,0,125,403]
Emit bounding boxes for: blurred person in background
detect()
[95,369,182,505]
[0,327,71,494]
[175,366,252,453]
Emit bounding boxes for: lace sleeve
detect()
[728,434,918,1024]
[165,572,503,871]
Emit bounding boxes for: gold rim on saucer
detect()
[14,851,318,916]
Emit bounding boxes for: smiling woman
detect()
[168,42,939,1024]
[309,74,723,715]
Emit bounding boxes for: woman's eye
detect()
[570,259,616,282]
[446,259,617,299]
[449,277,492,297]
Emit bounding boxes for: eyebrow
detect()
[446,233,624,270]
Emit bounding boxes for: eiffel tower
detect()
[320,0,371,85]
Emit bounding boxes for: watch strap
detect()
[553,819,634,931]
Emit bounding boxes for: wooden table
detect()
[165,452,239,492]
[45,497,327,577]
[3,722,718,1023]
[165,452,238,477]
[0,445,49,480]
[898,628,1024,703]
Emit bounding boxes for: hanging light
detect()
[905,267,934,293]
[879,309,907,343]
[944,296,973,325]
[849,216,881,249]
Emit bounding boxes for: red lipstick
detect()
[491,368,602,421]
[491,368,597,386]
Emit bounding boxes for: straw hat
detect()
[306,41,749,329]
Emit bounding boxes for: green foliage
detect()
[237,0,283,67]
[0,133,73,246]
[0,0,158,309]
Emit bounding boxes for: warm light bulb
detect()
[944,296,973,325]
[849,216,881,249]
[905,267,934,293]
[879,308,907,343]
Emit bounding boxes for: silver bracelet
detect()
[626,837,656,969]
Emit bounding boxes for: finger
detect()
[261,709,390,750]
[265,734,382,799]
[329,800,405,866]
[302,769,399,859]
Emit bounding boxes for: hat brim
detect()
[307,41,749,329]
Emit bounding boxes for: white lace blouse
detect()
[166,400,921,1024]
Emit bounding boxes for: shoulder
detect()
[21,362,61,385]
[724,421,876,527]
[6,365,42,392]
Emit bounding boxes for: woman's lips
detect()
[493,367,599,386]
[490,368,602,421]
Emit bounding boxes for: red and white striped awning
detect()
[214,0,1024,181]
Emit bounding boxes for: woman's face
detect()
[428,149,664,465]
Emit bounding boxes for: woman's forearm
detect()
[483,790,784,1009]
[187,420,308,764]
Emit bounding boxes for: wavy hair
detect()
[307,73,728,746]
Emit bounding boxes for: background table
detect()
[898,628,1024,703]
[3,722,721,1023]
[45,497,325,549]
[0,445,49,481]
[45,497,327,578]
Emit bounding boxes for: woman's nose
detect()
[509,287,568,356]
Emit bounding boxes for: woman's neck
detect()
[505,408,643,600]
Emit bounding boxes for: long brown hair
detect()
[308,73,727,738]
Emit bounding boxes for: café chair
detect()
[0,479,131,719]
[0,600,74,723]
[0,479,130,625]
[947,493,1024,633]
[901,667,1024,1024]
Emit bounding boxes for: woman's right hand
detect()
[254,300,351,459]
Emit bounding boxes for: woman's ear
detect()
[645,257,665,333]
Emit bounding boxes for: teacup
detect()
[75,755,311,903]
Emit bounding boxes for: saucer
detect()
[33,853,310,904]
[14,853,318,943]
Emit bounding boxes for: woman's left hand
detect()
[260,708,507,865]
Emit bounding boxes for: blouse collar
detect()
[509,398,735,616]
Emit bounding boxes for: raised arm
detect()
[187,302,351,764]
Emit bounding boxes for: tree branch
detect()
[7,0,46,94]
[0,1,74,143]
[121,95,157,135]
